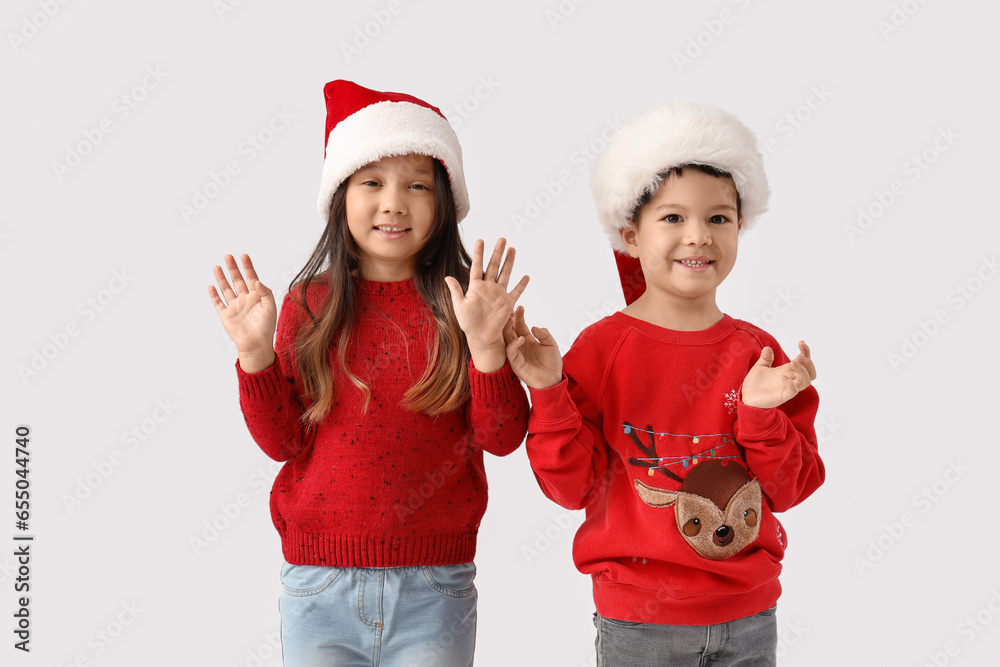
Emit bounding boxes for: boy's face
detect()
[620,169,741,309]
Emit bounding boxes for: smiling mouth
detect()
[676,259,713,267]
[375,225,411,233]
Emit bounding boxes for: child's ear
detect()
[619,222,640,258]
[737,216,744,232]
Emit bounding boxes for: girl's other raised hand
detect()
[504,306,562,390]
[208,254,277,373]
[445,238,529,373]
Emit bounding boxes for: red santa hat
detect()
[316,80,470,222]
[591,100,770,304]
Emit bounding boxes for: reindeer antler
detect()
[624,421,684,483]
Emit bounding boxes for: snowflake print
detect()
[724,388,740,415]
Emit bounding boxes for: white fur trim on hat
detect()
[316,100,469,221]
[591,100,770,254]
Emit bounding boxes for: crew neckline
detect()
[354,276,418,296]
[612,311,738,344]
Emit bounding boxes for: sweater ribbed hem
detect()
[593,578,781,626]
[281,529,477,568]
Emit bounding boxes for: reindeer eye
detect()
[744,508,758,527]
[683,518,701,537]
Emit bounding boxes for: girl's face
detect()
[345,153,436,281]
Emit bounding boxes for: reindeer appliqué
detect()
[624,421,762,561]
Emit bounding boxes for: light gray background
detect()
[3,0,997,665]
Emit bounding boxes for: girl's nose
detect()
[380,185,407,214]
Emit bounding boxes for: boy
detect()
[504,101,824,666]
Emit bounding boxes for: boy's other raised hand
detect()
[208,254,277,373]
[504,306,562,390]
[740,341,816,409]
[445,238,529,373]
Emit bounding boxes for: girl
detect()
[208,80,529,666]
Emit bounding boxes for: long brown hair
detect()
[288,158,472,425]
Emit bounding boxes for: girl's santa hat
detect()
[317,80,469,222]
[591,100,770,304]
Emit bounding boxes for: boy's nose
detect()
[684,220,712,245]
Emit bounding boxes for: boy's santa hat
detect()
[591,100,770,304]
[317,80,469,222]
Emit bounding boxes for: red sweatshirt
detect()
[237,278,528,567]
[526,313,823,625]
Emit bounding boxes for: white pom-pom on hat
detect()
[591,100,770,255]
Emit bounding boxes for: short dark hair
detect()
[628,163,742,223]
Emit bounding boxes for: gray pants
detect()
[594,606,777,667]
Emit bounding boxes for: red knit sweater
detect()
[526,313,824,625]
[237,278,528,567]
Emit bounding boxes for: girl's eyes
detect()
[660,214,731,224]
[409,183,431,191]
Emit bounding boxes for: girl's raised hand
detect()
[740,341,816,409]
[445,238,529,373]
[504,306,562,390]
[208,254,277,373]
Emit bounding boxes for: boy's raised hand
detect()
[740,341,816,409]
[445,238,529,373]
[208,254,277,373]
[504,306,562,390]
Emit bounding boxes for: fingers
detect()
[755,346,775,368]
[512,306,532,338]
[483,237,507,281]
[444,275,465,305]
[508,274,530,303]
[225,254,250,295]
[213,263,238,304]
[208,285,227,314]
[469,239,485,279]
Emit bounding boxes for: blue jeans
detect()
[594,606,777,667]
[279,561,477,667]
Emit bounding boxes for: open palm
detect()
[208,254,277,360]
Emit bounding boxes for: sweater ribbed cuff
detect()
[468,360,520,401]
[235,356,285,401]
[527,377,577,428]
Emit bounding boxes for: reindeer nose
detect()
[714,525,733,547]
